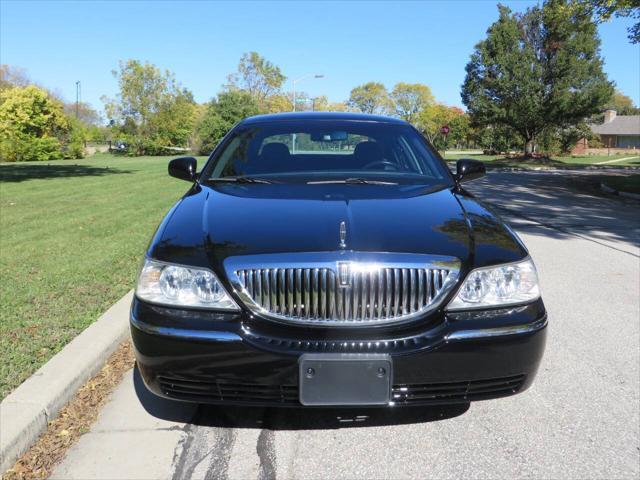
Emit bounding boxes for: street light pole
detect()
[291,73,324,154]
[291,73,324,112]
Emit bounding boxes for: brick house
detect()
[572,110,640,154]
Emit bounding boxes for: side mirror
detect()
[455,159,486,184]
[168,157,197,182]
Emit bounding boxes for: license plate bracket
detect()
[299,353,392,406]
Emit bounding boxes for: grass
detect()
[0,153,206,399]
[600,174,640,195]
[443,151,640,168]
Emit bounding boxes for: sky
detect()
[1,0,638,117]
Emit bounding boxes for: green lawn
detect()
[443,152,640,167]
[0,153,205,399]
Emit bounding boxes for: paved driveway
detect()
[53,171,640,480]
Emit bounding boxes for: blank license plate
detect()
[299,354,392,406]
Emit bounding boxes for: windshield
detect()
[204,120,451,184]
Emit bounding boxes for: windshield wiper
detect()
[306,177,398,185]
[208,176,273,184]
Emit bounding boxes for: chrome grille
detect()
[226,252,460,326]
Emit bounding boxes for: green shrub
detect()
[0,133,62,162]
[0,85,71,161]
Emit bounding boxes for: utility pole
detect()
[75,81,81,119]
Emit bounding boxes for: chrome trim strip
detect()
[130,315,242,342]
[445,317,547,341]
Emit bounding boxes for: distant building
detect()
[572,110,640,154]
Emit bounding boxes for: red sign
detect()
[440,125,450,135]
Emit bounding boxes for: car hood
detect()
[149,183,527,273]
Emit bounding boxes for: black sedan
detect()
[131,112,547,407]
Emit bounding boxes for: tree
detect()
[580,0,640,43]
[0,65,30,92]
[226,52,286,106]
[311,96,353,112]
[390,83,435,124]
[474,124,524,153]
[266,93,293,113]
[462,1,613,155]
[103,60,195,155]
[418,104,470,149]
[538,121,592,154]
[604,89,640,114]
[195,90,262,155]
[151,88,197,149]
[62,101,102,126]
[0,85,71,161]
[348,82,392,115]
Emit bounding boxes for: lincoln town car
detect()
[130,112,547,407]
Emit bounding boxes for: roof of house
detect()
[591,115,640,136]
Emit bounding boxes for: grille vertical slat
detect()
[368,273,375,320]
[287,269,294,316]
[255,269,262,306]
[355,272,361,320]
[261,270,270,311]
[393,269,400,317]
[417,269,424,311]
[336,273,343,320]
[247,270,254,298]
[302,269,308,318]
[278,269,285,314]
[291,268,302,318]
[320,269,327,319]
[344,275,351,320]
[236,264,453,325]
[270,270,278,313]
[312,269,319,318]
[385,269,392,318]
[402,268,409,315]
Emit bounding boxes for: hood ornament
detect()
[339,221,347,249]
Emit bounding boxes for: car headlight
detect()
[447,257,540,310]
[136,258,239,310]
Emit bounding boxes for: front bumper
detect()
[131,298,547,407]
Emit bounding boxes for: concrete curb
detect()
[0,290,133,474]
[600,182,640,200]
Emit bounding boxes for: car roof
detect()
[240,111,409,125]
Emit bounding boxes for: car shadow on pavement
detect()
[133,367,470,430]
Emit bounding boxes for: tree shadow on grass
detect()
[0,163,134,183]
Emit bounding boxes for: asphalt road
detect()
[52,171,640,480]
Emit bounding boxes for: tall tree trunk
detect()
[524,138,534,157]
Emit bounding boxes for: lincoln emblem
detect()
[339,221,347,249]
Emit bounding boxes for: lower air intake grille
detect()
[158,377,298,405]
[157,374,525,405]
[391,375,526,404]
